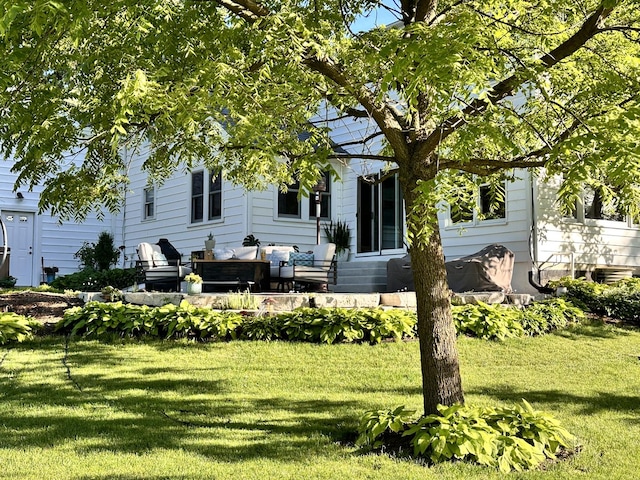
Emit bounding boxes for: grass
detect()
[0,320,639,479]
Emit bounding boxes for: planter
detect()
[186,282,202,295]
[336,248,350,263]
[204,233,216,252]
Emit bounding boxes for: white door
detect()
[2,211,35,286]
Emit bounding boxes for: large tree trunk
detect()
[401,177,465,415]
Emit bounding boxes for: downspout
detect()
[528,172,554,294]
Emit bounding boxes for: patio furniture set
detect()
[136,240,337,293]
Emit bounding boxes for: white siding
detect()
[534,177,640,274]
[1,161,122,284]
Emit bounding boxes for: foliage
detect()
[184,273,202,284]
[100,286,124,302]
[242,234,261,247]
[322,220,351,254]
[358,401,575,473]
[224,289,260,310]
[57,303,418,344]
[520,298,586,336]
[2,0,638,415]
[552,277,640,324]
[56,299,587,343]
[57,300,244,341]
[549,277,609,311]
[50,268,137,292]
[74,232,121,271]
[0,276,17,289]
[452,302,524,340]
[243,307,417,344]
[0,312,33,344]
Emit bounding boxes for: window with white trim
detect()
[143,186,155,220]
[449,182,506,224]
[191,170,223,223]
[307,171,331,220]
[278,180,301,218]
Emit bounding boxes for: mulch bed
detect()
[0,291,84,323]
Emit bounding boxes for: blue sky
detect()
[351,6,398,32]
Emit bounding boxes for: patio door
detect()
[2,211,35,286]
[357,174,404,254]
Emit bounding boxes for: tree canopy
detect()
[1,0,639,414]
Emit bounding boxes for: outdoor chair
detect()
[136,242,192,292]
[261,246,297,286]
[278,243,336,292]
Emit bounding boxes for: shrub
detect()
[452,302,524,340]
[0,312,33,344]
[357,401,575,473]
[0,276,17,289]
[520,298,586,336]
[74,231,121,271]
[551,277,640,324]
[50,268,136,292]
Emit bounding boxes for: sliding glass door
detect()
[357,173,404,254]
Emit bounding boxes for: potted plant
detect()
[242,234,260,247]
[204,232,216,252]
[184,273,203,295]
[323,220,351,262]
[43,266,59,283]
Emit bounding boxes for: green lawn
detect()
[1,321,638,479]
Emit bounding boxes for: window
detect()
[449,182,506,224]
[278,180,301,218]
[479,183,506,220]
[191,170,223,223]
[208,173,222,220]
[307,172,331,220]
[143,186,155,219]
[191,171,204,223]
[584,186,625,222]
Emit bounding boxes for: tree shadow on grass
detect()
[551,319,634,340]
[0,339,360,464]
[468,384,640,422]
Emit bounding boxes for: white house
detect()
[4,129,639,293]
[0,162,123,286]
[117,134,640,295]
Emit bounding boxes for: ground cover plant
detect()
[0,319,638,479]
[0,312,33,344]
[55,298,585,344]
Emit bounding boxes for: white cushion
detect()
[312,243,336,268]
[232,246,259,259]
[213,248,234,260]
[270,249,290,265]
[152,250,169,266]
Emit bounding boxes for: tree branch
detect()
[328,153,396,162]
[417,3,616,158]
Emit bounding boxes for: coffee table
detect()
[192,259,270,292]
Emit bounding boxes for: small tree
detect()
[74,232,120,271]
[1,1,639,415]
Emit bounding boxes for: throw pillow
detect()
[288,252,314,267]
[270,250,290,265]
[152,250,169,266]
